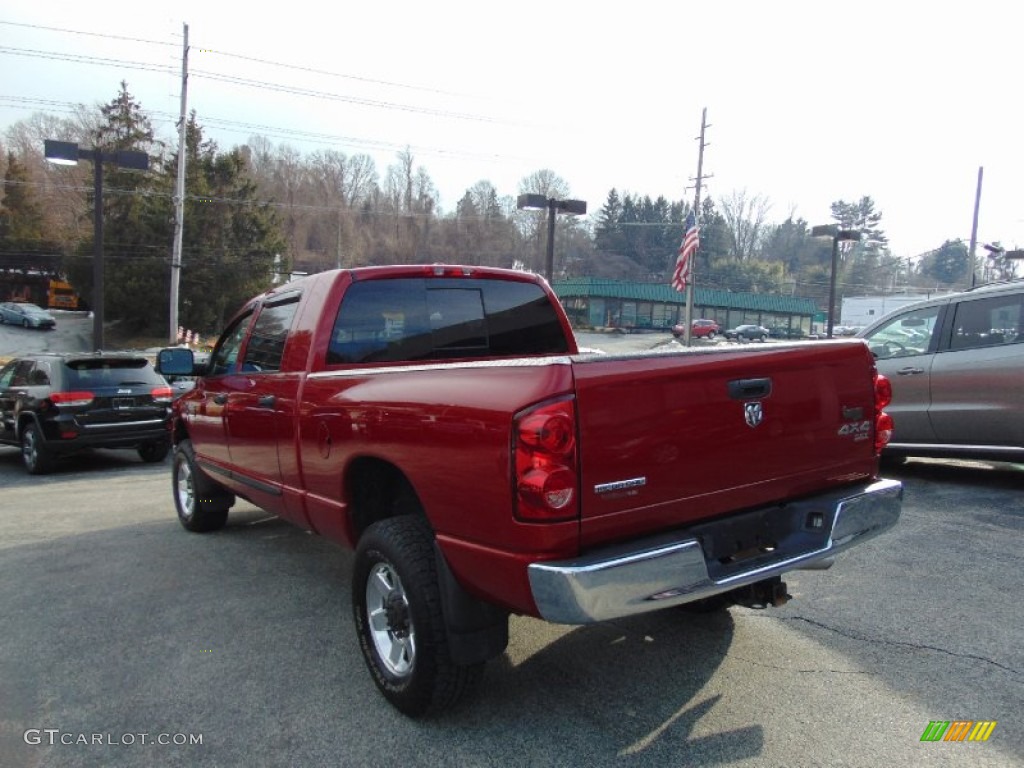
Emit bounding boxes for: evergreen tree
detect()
[172,113,287,333]
[67,82,168,335]
[920,240,970,286]
[594,188,624,254]
[0,152,47,249]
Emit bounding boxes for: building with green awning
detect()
[552,277,821,337]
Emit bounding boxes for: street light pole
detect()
[811,224,861,338]
[45,140,149,351]
[89,152,105,350]
[516,194,587,282]
[544,199,557,283]
[826,234,840,340]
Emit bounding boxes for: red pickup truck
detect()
[157,264,902,717]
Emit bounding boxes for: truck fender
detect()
[433,541,509,666]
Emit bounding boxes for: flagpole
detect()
[684,108,708,346]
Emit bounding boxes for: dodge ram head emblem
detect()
[744,401,764,428]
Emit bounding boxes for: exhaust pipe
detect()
[733,577,792,609]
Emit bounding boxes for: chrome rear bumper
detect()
[528,478,902,624]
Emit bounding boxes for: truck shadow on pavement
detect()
[3,503,757,767]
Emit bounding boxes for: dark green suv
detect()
[0,353,174,474]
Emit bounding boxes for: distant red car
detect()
[672,318,720,339]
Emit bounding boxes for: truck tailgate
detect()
[572,340,880,548]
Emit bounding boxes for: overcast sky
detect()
[2,1,1021,260]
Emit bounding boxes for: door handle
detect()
[258,395,276,408]
[896,367,925,376]
[728,377,772,400]
[213,393,228,405]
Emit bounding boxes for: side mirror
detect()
[156,347,197,376]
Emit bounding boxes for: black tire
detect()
[21,423,53,475]
[353,516,483,717]
[172,439,232,532]
[707,331,716,340]
[23,319,30,328]
[138,441,170,463]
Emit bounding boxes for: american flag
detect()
[671,211,699,292]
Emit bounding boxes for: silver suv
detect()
[856,279,1024,463]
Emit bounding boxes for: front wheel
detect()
[172,439,232,532]
[353,516,483,717]
[706,330,717,340]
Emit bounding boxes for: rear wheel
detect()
[172,439,232,532]
[353,516,483,717]
[138,441,170,463]
[21,423,53,474]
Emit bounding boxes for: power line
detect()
[0,20,177,48]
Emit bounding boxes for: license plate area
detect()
[113,397,136,409]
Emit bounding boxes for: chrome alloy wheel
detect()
[366,562,416,677]
[176,458,196,520]
[22,428,40,468]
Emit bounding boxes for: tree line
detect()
[0,82,977,338]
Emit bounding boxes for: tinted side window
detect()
[10,360,35,387]
[242,298,300,372]
[948,293,1023,350]
[0,361,19,388]
[27,363,51,386]
[210,312,253,375]
[327,278,568,365]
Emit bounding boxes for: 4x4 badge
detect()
[744,401,763,428]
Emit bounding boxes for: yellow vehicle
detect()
[47,279,80,310]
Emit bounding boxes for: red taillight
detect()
[875,413,894,454]
[151,386,174,403]
[875,373,892,411]
[49,391,94,407]
[874,374,893,454]
[514,399,579,522]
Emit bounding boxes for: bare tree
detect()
[720,189,772,260]
[515,169,572,272]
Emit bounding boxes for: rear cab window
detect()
[327,277,569,365]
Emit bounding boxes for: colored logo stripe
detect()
[920,721,997,742]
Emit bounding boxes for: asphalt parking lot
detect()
[2,319,1022,767]
[0,447,1021,768]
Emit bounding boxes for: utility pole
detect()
[169,23,189,344]
[683,108,712,345]
[968,165,983,288]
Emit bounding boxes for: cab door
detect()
[223,295,301,518]
[184,311,254,467]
